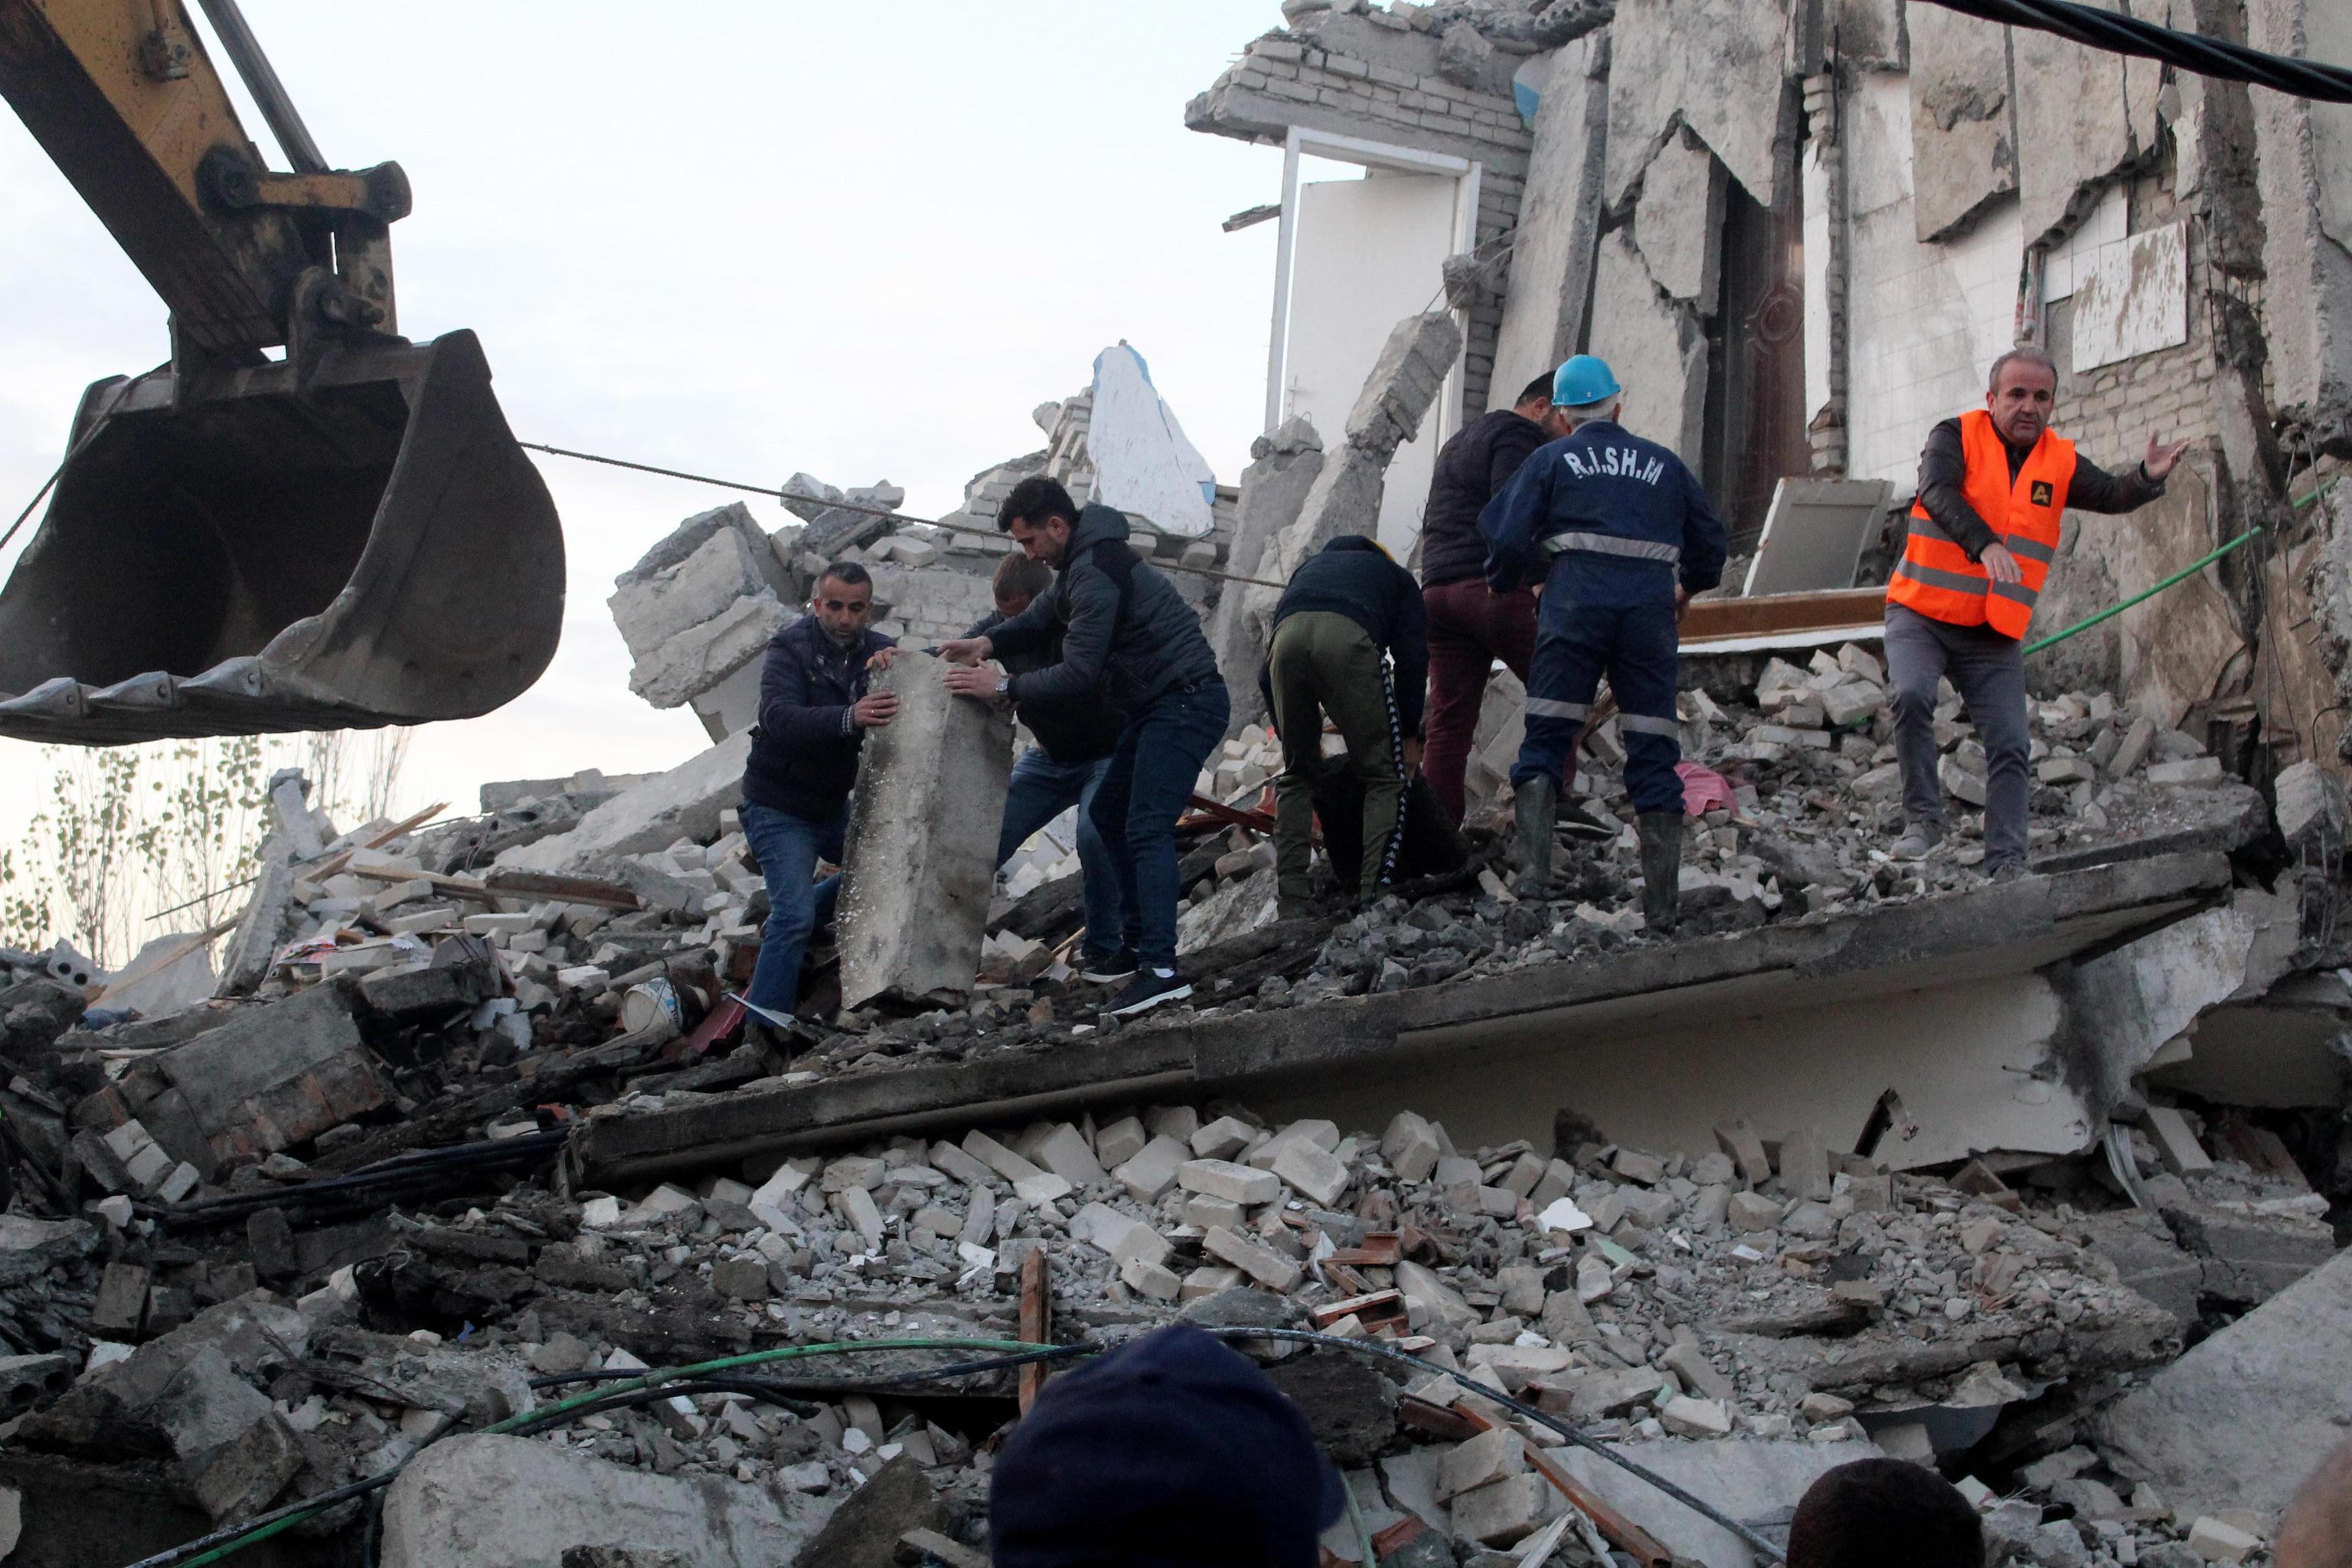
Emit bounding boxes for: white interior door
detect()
[1282,172,1460,555]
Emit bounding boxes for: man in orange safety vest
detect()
[1884,345,2188,877]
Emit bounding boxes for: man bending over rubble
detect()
[1886,345,2186,877]
[739,561,897,1029]
[969,550,1132,981]
[940,477,1229,1019]
[1261,533,1427,916]
[1480,355,1726,931]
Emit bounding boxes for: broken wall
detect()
[1187,12,1534,421]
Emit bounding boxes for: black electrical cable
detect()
[151,1131,569,1227]
[1920,0,2352,103]
[1197,1327,1786,1563]
[525,1343,1095,1391]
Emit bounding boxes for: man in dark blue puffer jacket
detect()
[739,561,896,1022]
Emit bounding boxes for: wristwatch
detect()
[995,675,1011,697]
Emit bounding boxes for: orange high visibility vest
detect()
[1890,410,2078,639]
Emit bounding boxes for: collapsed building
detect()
[2,2,2351,1566]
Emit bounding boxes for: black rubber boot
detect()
[1637,811,1685,936]
[1511,775,1559,897]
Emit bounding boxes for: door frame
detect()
[1264,126,1482,444]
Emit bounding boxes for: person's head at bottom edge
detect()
[1785,1458,1983,1568]
[988,1323,1346,1567]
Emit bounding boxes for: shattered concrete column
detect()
[836,652,1016,1008]
[1269,310,1465,586]
[215,769,328,998]
[1213,418,1325,731]
[1225,311,1462,727]
[2249,0,2352,449]
[1490,30,1612,404]
[213,847,295,999]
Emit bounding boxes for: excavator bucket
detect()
[0,329,563,745]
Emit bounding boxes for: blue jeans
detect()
[997,749,1125,963]
[1091,680,1232,970]
[741,800,847,1018]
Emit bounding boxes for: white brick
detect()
[1177,1159,1281,1207]
[1112,1135,1191,1202]
[1202,1226,1302,1291]
[1271,1140,1351,1207]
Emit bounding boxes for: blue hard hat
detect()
[1552,354,1622,408]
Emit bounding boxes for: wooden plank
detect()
[1681,586,1886,644]
[1018,1245,1050,1415]
[302,802,452,885]
[481,867,644,910]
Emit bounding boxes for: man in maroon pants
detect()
[1418,371,1565,822]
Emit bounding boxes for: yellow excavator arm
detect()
[0,0,564,743]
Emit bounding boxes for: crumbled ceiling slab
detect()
[570,849,2232,1187]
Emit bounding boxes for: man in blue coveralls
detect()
[1478,355,1726,933]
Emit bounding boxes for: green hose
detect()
[2023,524,2263,655]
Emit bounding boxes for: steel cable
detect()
[1920,0,2352,103]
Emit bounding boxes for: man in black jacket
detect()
[1260,536,1426,915]
[940,477,1229,1018]
[1418,371,1566,823]
[740,562,897,1022]
[972,551,1132,981]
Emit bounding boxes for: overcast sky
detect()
[0,2,1285,858]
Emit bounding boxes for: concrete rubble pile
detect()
[0,1063,2334,1566]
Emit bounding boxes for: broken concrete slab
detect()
[2096,1246,2352,1521]
[2050,885,2298,1135]
[498,731,753,874]
[1907,5,2017,241]
[1556,1439,1883,1567]
[1586,229,1707,465]
[836,652,1015,1009]
[1635,128,1726,309]
[1602,0,1796,213]
[381,1433,825,1568]
[570,850,2231,1187]
[155,983,391,1174]
[2011,21,2138,247]
[98,932,219,1019]
[1085,344,1217,539]
[786,1451,939,1568]
[1491,31,1612,403]
[627,592,788,712]
[611,503,792,655]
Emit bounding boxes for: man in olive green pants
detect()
[1260,537,1428,914]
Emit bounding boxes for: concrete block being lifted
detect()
[836,652,1015,1008]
